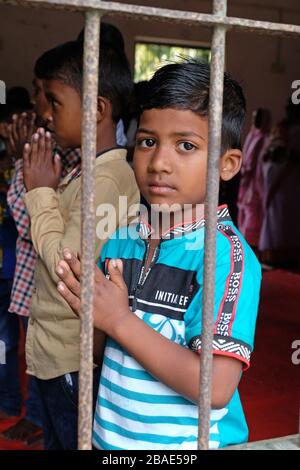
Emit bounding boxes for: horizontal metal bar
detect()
[224,434,300,450]
[1,0,300,38]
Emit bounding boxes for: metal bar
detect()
[224,434,300,450]
[2,0,300,38]
[198,0,227,451]
[298,405,300,448]
[78,10,101,450]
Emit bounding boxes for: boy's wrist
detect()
[24,187,58,217]
[107,308,136,343]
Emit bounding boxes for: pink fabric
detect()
[238,127,268,246]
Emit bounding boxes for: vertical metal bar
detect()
[298,405,300,448]
[198,0,227,450]
[78,10,101,450]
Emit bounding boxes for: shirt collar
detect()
[58,147,126,188]
[138,205,232,241]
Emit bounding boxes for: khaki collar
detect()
[59,147,127,189]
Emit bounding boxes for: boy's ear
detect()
[220,149,242,181]
[96,96,111,123]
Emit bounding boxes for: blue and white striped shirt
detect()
[93,206,261,450]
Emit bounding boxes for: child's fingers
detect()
[107,258,124,276]
[62,249,82,279]
[37,127,45,159]
[11,114,18,143]
[45,131,52,154]
[53,153,62,179]
[30,132,39,164]
[19,113,27,141]
[62,249,106,284]
[107,259,126,290]
[7,124,16,153]
[23,143,31,168]
[28,112,36,140]
[57,281,81,316]
[45,131,54,166]
[56,260,81,297]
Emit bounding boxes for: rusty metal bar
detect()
[198,0,227,451]
[78,11,101,450]
[2,0,300,38]
[298,405,300,448]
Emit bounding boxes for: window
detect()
[134,41,211,82]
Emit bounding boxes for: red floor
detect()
[0,352,43,450]
[240,269,300,441]
[0,269,299,449]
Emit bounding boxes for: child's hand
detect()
[8,112,36,160]
[23,128,61,191]
[56,249,130,335]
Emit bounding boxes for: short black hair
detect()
[0,86,32,122]
[34,40,132,123]
[139,60,246,152]
[7,86,32,110]
[77,22,125,52]
[254,108,271,130]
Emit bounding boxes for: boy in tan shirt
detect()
[22,40,139,449]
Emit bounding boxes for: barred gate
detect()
[2,0,300,451]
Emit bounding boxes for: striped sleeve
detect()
[185,224,261,370]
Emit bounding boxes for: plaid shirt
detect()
[7,148,81,317]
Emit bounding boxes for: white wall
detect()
[0,0,299,131]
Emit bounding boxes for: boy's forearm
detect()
[107,310,242,408]
[24,187,67,280]
[109,311,201,404]
[24,177,123,282]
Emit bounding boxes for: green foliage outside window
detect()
[134,42,211,82]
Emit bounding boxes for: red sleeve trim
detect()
[195,348,250,371]
[189,334,251,372]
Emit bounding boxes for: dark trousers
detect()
[36,367,101,450]
[0,279,41,425]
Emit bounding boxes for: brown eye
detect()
[137,138,156,148]
[178,142,196,152]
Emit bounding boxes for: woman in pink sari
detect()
[238,108,271,248]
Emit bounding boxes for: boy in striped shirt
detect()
[56,60,261,449]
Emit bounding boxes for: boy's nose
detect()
[39,101,53,128]
[148,146,172,174]
[45,115,54,131]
